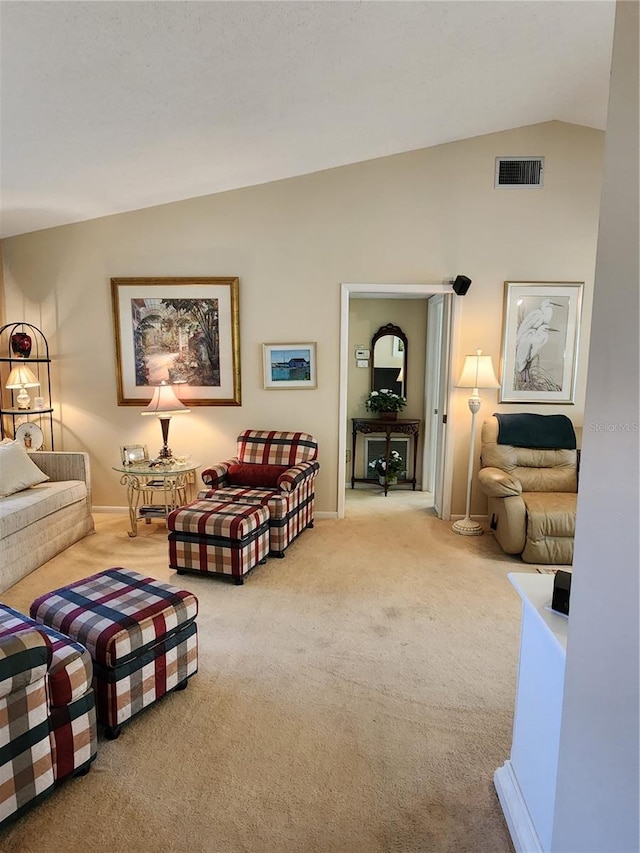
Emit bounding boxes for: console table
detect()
[351,418,420,496]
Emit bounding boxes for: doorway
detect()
[337,282,458,520]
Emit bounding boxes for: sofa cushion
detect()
[0,480,88,539]
[0,440,49,497]
[522,492,577,539]
[521,492,577,565]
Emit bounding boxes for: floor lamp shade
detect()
[452,350,499,536]
[140,381,190,460]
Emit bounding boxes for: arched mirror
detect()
[371,324,408,398]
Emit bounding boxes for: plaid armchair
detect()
[200,430,319,557]
[0,605,97,827]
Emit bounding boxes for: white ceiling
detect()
[0,1,616,239]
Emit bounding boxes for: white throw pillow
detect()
[0,440,49,497]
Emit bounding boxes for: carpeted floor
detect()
[1,489,531,853]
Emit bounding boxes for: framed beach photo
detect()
[262,343,317,390]
[499,281,583,404]
[111,277,241,406]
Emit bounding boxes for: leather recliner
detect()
[477,415,578,565]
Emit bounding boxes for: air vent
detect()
[495,157,544,188]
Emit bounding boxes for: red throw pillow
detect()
[226,463,288,488]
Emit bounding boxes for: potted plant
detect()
[365,389,407,420]
[368,450,406,485]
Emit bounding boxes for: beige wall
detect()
[347,298,428,482]
[0,121,604,514]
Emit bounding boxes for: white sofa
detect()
[0,451,94,592]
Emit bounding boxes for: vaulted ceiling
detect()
[0,1,616,238]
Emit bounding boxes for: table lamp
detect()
[6,364,40,409]
[452,349,499,536]
[140,381,190,460]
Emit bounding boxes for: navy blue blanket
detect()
[494,413,576,450]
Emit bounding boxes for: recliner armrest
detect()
[477,467,522,498]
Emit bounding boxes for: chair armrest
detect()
[0,630,51,699]
[277,460,320,492]
[477,467,522,498]
[489,494,527,554]
[32,451,91,487]
[201,458,237,488]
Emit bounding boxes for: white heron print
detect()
[514,297,568,391]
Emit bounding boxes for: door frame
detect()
[424,293,445,495]
[338,282,459,519]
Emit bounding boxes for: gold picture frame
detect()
[111,277,241,406]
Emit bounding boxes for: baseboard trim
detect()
[494,761,542,853]
[449,513,489,522]
[315,511,338,520]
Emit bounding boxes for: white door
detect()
[424,293,452,517]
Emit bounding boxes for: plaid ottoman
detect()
[30,568,198,740]
[168,500,270,584]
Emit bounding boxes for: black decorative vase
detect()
[11,332,32,358]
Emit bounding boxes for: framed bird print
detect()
[499,281,584,404]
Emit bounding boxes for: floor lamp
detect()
[452,349,499,536]
[141,381,190,460]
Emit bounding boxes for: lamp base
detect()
[158,445,173,461]
[16,389,31,409]
[452,517,484,536]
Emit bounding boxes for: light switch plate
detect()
[356,359,369,368]
[355,348,370,359]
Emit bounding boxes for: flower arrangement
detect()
[365,389,407,414]
[369,450,405,479]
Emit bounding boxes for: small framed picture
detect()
[262,343,317,390]
[120,444,149,466]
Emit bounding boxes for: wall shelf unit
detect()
[0,323,54,450]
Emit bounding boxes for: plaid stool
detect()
[30,568,198,740]
[168,500,270,584]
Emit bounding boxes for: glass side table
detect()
[112,460,200,538]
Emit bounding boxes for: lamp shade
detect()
[6,365,40,389]
[456,350,499,390]
[140,381,190,417]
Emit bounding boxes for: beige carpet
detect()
[1,490,531,853]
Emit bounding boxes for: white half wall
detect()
[552,3,639,851]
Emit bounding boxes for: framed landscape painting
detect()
[262,343,317,389]
[111,277,241,406]
[499,281,583,404]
